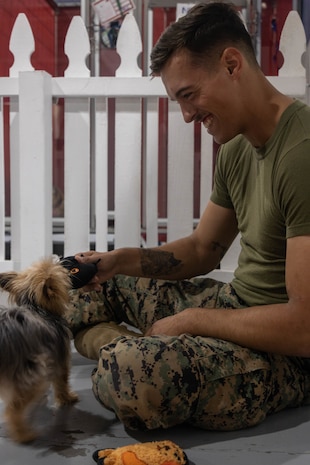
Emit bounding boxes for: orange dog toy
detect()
[92,440,188,465]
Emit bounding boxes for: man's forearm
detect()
[113,236,222,280]
[146,303,310,358]
[139,249,183,277]
[113,246,185,280]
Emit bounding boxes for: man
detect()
[66,2,310,431]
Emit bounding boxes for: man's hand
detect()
[75,251,116,291]
[145,309,197,336]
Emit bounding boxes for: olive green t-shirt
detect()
[210,100,310,306]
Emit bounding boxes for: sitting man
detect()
[65,2,310,431]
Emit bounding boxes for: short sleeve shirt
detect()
[211,100,310,306]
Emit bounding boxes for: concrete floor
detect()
[0,346,310,465]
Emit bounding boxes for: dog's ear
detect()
[40,274,70,314]
[42,277,59,300]
[0,272,18,292]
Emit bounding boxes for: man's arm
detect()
[146,234,310,358]
[76,201,239,283]
[141,200,239,279]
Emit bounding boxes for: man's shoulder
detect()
[287,99,310,127]
[292,100,310,131]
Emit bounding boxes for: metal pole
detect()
[81,0,97,233]
[80,0,90,29]
[255,0,262,66]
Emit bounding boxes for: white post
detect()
[63,16,91,256]
[94,97,109,251]
[114,14,143,248]
[14,71,53,268]
[167,101,194,242]
[144,97,159,247]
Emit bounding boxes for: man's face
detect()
[160,48,242,145]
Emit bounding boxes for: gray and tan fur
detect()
[0,258,78,443]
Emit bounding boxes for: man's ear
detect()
[221,47,242,77]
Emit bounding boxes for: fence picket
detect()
[144,97,159,247]
[116,13,142,77]
[63,16,91,256]
[114,96,142,248]
[63,97,91,256]
[199,130,213,216]
[94,98,109,251]
[113,13,143,248]
[167,101,194,242]
[9,14,34,78]
[64,16,90,78]
[279,10,306,77]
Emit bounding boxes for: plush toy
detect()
[60,255,98,289]
[92,440,188,465]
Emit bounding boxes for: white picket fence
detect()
[0,10,308,282]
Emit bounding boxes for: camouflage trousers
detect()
[66,275,310,431]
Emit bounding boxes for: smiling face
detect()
[160,48,245,145]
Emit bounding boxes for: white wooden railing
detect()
[0,10,308,283]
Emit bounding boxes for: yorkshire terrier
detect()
[0,257,80,443]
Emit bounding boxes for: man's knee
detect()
[91,335,200,430]
[64,289,113,334]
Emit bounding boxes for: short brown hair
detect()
[150,2,257,75]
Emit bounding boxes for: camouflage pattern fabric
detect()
[65,275,310,431]
[66,276,243,334]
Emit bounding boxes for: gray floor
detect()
[0,346,310,465]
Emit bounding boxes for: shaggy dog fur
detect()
[0,258,78,443]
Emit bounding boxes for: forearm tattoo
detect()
[140,249,182,277]
[211,241,228,260]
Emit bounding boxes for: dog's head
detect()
[0,258,72,315]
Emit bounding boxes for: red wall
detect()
[0,0,79,77]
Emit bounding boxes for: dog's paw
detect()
[56,391,79,406]
[11,428,38,444]
[67,391,79,404]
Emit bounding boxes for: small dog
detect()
[0,257,79,443]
